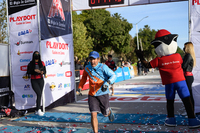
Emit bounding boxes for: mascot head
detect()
[151,29,178,57]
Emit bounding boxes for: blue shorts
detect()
[165,80,190,100]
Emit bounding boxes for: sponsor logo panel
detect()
[20,65,27,71]
[24,84,31,91]
[22,94,33,98]
[45,59,57,66]
[65,71,72,77]
[15,40,33,46]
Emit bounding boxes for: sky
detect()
[1,0,188,49]
[106,1,189,49]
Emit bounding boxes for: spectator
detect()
[137,60,142,76]
[84,57,89,68]
[182,42,196,115]
[117,57,123,67]
[26,51,47,116]
[105,55,117,96]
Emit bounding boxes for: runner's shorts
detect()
[165,80,190,100]
[88,94,110,116]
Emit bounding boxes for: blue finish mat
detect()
[0,126,175,133]
[14,112,191,126]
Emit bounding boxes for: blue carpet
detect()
[14,112,192,126]
[0,126,176,133]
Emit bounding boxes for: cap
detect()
[89,51,99,59]
[155,29,171,39]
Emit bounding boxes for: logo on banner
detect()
[20,59,31,62]
[57,73,64,77]
[22,94,33,98]
[48,0,65,21]
[10,14,36,25]
[192,0,200,5]
[18,29,32,36]
[45,59,57,66]
[58,83,62,90]
[15,40,33,46]
[47,74,56,77]
[24,84,31,91]
[22,74,30,81]
[46,41,68,55]
[65,71,72,77]
[59,61,71,67]
[20,65,27,71]
[50,82,56,91]
[64,83,70,88]
[17,50,33,55]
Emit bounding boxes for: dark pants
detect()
[185,76,194,109]
[31,78,44,110]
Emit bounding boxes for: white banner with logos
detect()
[40,34,75,107]
[9,6,40,110]
[72,0,187,11]
[190,0,200,113]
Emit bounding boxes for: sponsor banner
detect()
[78,95,182,103]
[8,4,39,109]
[40,0,72,40]
[115,67,124,83]
[79,70,89,90]
[123,67,131,80]
[73,0,187,11]
[7,0,37,15]
[190,0,200,113]
[41,33,75,107]
[9,6,38,32]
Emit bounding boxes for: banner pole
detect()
[188,0,191,41]
[36,0,45,113]
[71,0,77,102]
[6,0,14,107]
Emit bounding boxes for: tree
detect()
[73,21,93,60]
[134,25,157,61]
[80,9,132,58]
[0,0,8,43]
[176,46,184,57]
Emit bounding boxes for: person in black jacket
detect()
[26,51,47,116]
[182,42,196,112]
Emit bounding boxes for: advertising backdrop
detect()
[8,0,75,110]
[8,0,39,110]
[190,0,200,113]
[39,0,75,108]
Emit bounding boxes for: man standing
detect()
[78,51,116,133]
[105,55,117,96]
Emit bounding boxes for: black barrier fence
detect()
[75,70,80,92]
[0,77,11,107]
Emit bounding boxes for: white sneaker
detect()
[181,111,187,116]
[37,109,44,116]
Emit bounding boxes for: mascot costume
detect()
[136,29,200,128]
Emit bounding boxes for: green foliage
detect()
[73,21,93,60]
[135,25,157,61]
[0,0,8,43]
[176,46,184,57]
[80,9,132,57]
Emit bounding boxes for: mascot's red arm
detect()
[136,50,152,68]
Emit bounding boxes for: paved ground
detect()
[0,70,200,132]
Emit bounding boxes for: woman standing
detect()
[182,42,196,112]
[27,51,46,116]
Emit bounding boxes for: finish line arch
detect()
[72,0,200,113]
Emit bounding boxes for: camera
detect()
[102,84,108,92]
